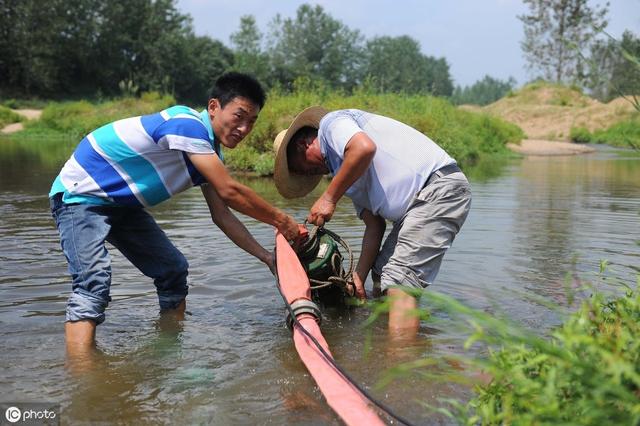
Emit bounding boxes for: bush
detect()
[569,117,640,149]
[0,105,24,128]
[591,117,640,149]
[24,92,175,138]
[228,84,523,172]
[12,86,524,173]
[570,126,593,143]
[398,268,640,425]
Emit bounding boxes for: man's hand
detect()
[277,213,301,242]
[351,274,367,300]
[307,195,336,227]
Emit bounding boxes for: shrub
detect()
[25,92,175,138]
[12,86,524,174]
[463,285,640,425]
[570,126,593,143]
[0,105,24,128]
[396,268,640,425]
[230,85,523,173]
[591,117,640,149]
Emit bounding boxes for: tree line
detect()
[0,1,455,104]
[0,0,637,105]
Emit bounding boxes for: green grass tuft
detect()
[570,116,640,149]
[0,105,25,128]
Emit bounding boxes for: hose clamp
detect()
[285,298,322,330]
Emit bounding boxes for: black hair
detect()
[209,72,266,109]
[287,126,318,172]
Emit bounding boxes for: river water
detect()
[1,138,638,425]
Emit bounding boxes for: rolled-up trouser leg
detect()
[373,172,472,293]
[51,200,114,325]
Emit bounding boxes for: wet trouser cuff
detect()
[66,291,109,325]
[379,269,428,294]
[158,287,188,310]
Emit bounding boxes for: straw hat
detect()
[273,106,329,198]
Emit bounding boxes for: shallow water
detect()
[1,138,639,425]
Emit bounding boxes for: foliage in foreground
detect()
[394,270,640,425]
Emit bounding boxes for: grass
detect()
[0,105,25,128]
[482,81,637,141]
[368,267,640,425]
[570,115,640,149]
[4,85,524,175]
[22,91,175,138]
[1,98,49,110]
[226,82,524,173]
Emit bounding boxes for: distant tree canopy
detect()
[362,36,453,96]
[587,30,640,101]
[518,1,640,101]
[451,75,517,106]
[0,1,454,102]
[519,0,609,84]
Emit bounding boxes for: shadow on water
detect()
[0,135,639,424]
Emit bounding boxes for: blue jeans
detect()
[50,194,189,324]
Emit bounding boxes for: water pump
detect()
[294,225,354,305]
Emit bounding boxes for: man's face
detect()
[208,96,260,149]
[289,134,328,176]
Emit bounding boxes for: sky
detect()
[176,0,640,88]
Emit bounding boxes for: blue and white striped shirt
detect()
[49,106,222,207]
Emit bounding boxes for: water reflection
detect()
[0,135,639,424]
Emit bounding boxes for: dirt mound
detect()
[477,83,637,141]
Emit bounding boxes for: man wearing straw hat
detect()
[273,107,471,333]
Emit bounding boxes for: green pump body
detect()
[305,232,343,281]
[295,227,348,304]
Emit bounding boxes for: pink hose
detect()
[275,231,384,426]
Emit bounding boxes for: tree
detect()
[451,75,517,106]
[0,0,94,96]
[362,35,453,96]
[266,4,363,90]
[230,15,270,86]
[611,31,640,97]
[519,0,609,84]
[586,30,640,101]
[175,36,234,104]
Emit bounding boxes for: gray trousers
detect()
[372,171,471,292]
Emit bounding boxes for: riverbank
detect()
[461,82,639,150]
[507,139,595,156]
[3,90,524,174]
[1,109,42,134]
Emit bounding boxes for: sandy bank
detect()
[1,109,42,134]
[507,139,595,156]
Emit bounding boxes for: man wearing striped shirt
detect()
[50,72,300,348]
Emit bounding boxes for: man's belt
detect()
[424,163,462,187]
